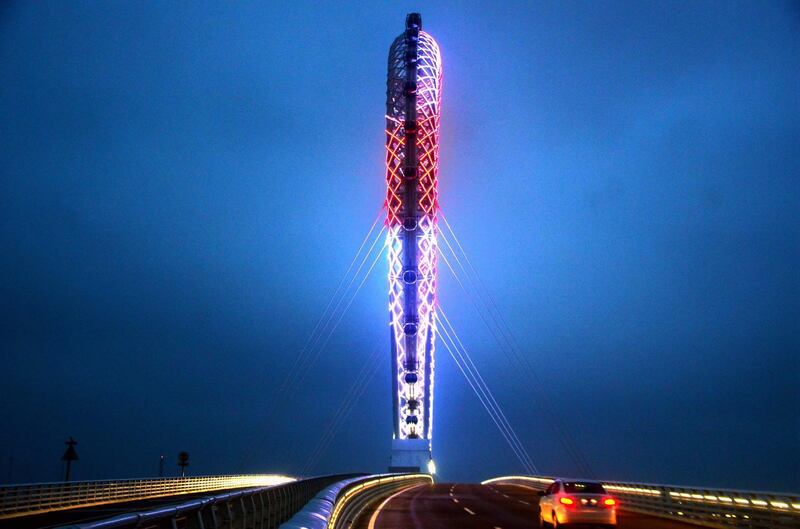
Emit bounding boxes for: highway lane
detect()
[355,482,703,529]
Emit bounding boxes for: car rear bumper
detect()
[556,507,616,525]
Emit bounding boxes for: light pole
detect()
[61,437,79,482]
[177,451,189,477]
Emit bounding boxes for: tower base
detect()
[389,438,431,473]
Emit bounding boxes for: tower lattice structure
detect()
[385,13,442,472]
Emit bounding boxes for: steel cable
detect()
[439,212,594,477]
[239,208,385,470]
[437,307,539,474]
[275,206,385,406]
[292,238,387,390]
[438,227,591,476]
[436,319,536,474]
[302,341,383,474]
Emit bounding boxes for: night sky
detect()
[1,1,798,491]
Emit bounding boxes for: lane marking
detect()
[367,483,425,529]
[494,527,503,529]
[464,507,476,515]
[518,500,530,505]
[453,498,459,503]
[503,494,510,498]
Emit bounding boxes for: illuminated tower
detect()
[386,13,442,473]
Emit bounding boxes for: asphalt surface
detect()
[355,482,704,529]
[7,482,706,529]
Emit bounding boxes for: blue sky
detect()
[0,1,798,490]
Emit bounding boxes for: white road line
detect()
[453,498,459,503]
[464,507,476,515]
[502,494,509,498]
[367,483,425,529]
[494,527,503,529]
[519,500,530,505]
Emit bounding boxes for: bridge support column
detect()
[389,438,431,473]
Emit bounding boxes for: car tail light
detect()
[603,497,617,507]
[559,496,575,506]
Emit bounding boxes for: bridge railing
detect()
[0,474,296,520]
[482,475,800,529]
[55,474,355,529]
[281,473,433,529]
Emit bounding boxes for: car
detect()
[537,479,617,528]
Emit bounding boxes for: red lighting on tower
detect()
[385,13,442,473]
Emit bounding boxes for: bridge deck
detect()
[0,488,252,529]
[355,482,703,529]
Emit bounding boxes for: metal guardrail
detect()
[327,473,432,529]
[58,475,357,529]
[0,474,296,520]
[482,475,800,529]
[280,473,433,529]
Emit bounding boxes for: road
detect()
[355,482,703,529]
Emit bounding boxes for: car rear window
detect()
[563,482,606,494]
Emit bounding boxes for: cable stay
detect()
[436,312,538,474]
[302,340,384,473]
[239,206,386,470]
[437,227,591,477]
[439,213,594,477]
[436,313,537,475]
[279,213,385,403]
[437,212,594,477]
[288,224,387,391]
[274,206,386,406]
[437,307,539,474]
[292,235,387,389]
